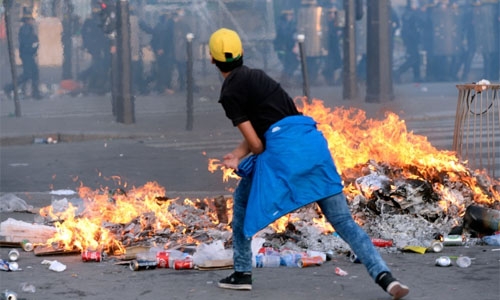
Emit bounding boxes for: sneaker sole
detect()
[388,282,409,300]
[218,282,252,290]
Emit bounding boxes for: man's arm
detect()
[222,121,264,170]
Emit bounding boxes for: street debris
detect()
[0,194,34,213]
[41,260,66,272]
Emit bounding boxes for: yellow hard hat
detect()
[209,28,243,63]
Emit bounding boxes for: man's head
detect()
[209,28,243,73]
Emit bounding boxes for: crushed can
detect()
[81,250,104,262]
[21,239,34,252]
[129,259,157,271]
[429,240,444,253]
[8,249,19,261]
[0,259,10,271]
[443,235,465,246]
[156,251,170,268]
[172,258,194,270]
[297,256,323,268]
[0,260,18,272]
[435,256,452,267]
[0,290,17,300]
[371,238,393,247]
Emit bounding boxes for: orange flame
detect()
[40,99,499,253]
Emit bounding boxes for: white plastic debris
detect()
[476,79,491,91]
[49,189,77,196]
[41,260,66,272]
[0,194,34,212]
[192,240,233,266]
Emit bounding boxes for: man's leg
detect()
[218,176,253,290]
[317,193,409,299]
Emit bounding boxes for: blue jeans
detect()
[231,176,390,281]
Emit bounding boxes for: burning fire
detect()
[39,98,498,254]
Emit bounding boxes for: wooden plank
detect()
[33,245,79,256]
[0,241,22,248]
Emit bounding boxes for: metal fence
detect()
[453,84,500,178]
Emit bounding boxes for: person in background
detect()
[208,27,410,300]
[172,8,191,92]
[79,5,111,94]
[3,9,41,99]
[129,6,147,95]
[394,0,424,83]
[322,7,342,85]
[140,12,174,95]
[274,9,298,86]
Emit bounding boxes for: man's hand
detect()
[222,152,239,170]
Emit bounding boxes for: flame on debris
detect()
[39,99,498,254]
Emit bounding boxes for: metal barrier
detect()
[453,84,500,178]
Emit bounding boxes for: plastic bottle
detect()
[255,254,280,268]
[456,256,472,268]
[482,233,500,246]
[280,251,302,267]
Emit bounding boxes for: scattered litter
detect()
[435,256,452,267]
[50,190,77,196]
[456,256,472,268]
[335,267,348,276]
[20,282,36,293]
[483,234,500,246]
[1,290,18,300]
[402,245,427,254]
[0,194,34,213]
[41,260,66,272]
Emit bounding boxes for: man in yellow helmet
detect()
[208,28,410,300]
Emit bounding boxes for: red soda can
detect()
[297,256,324,268]
[156,251,170,268]
[173,258,194,270]
[81,250,103,262]
[371,238,393,247]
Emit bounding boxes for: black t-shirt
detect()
[218,65,301,142]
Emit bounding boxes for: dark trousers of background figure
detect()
[306,56,322,85]
[395,45,421,83]
[322,53,342,85]
[428,54,459,82]
[78,54,111,94]
[174,60,186,91]
[356,54,367,82]
[153,53,174,93]
[4,55,40,98]
[278,50,299,85]
[132,60,148,95]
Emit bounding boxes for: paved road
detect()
[1,82,499,300]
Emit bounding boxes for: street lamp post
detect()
[186,32,194,131]
[297,34,310,103]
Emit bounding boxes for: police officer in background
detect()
[322,8,342,85]
[3,9,42,99]
[394,0,425,83]
[78,4,111,94]
[274,9,298,86]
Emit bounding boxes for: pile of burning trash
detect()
[1,100,499,271]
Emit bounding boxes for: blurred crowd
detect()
[275,0,499,86]
[0,0,498,100]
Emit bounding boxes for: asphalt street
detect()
[1,82,499,300]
